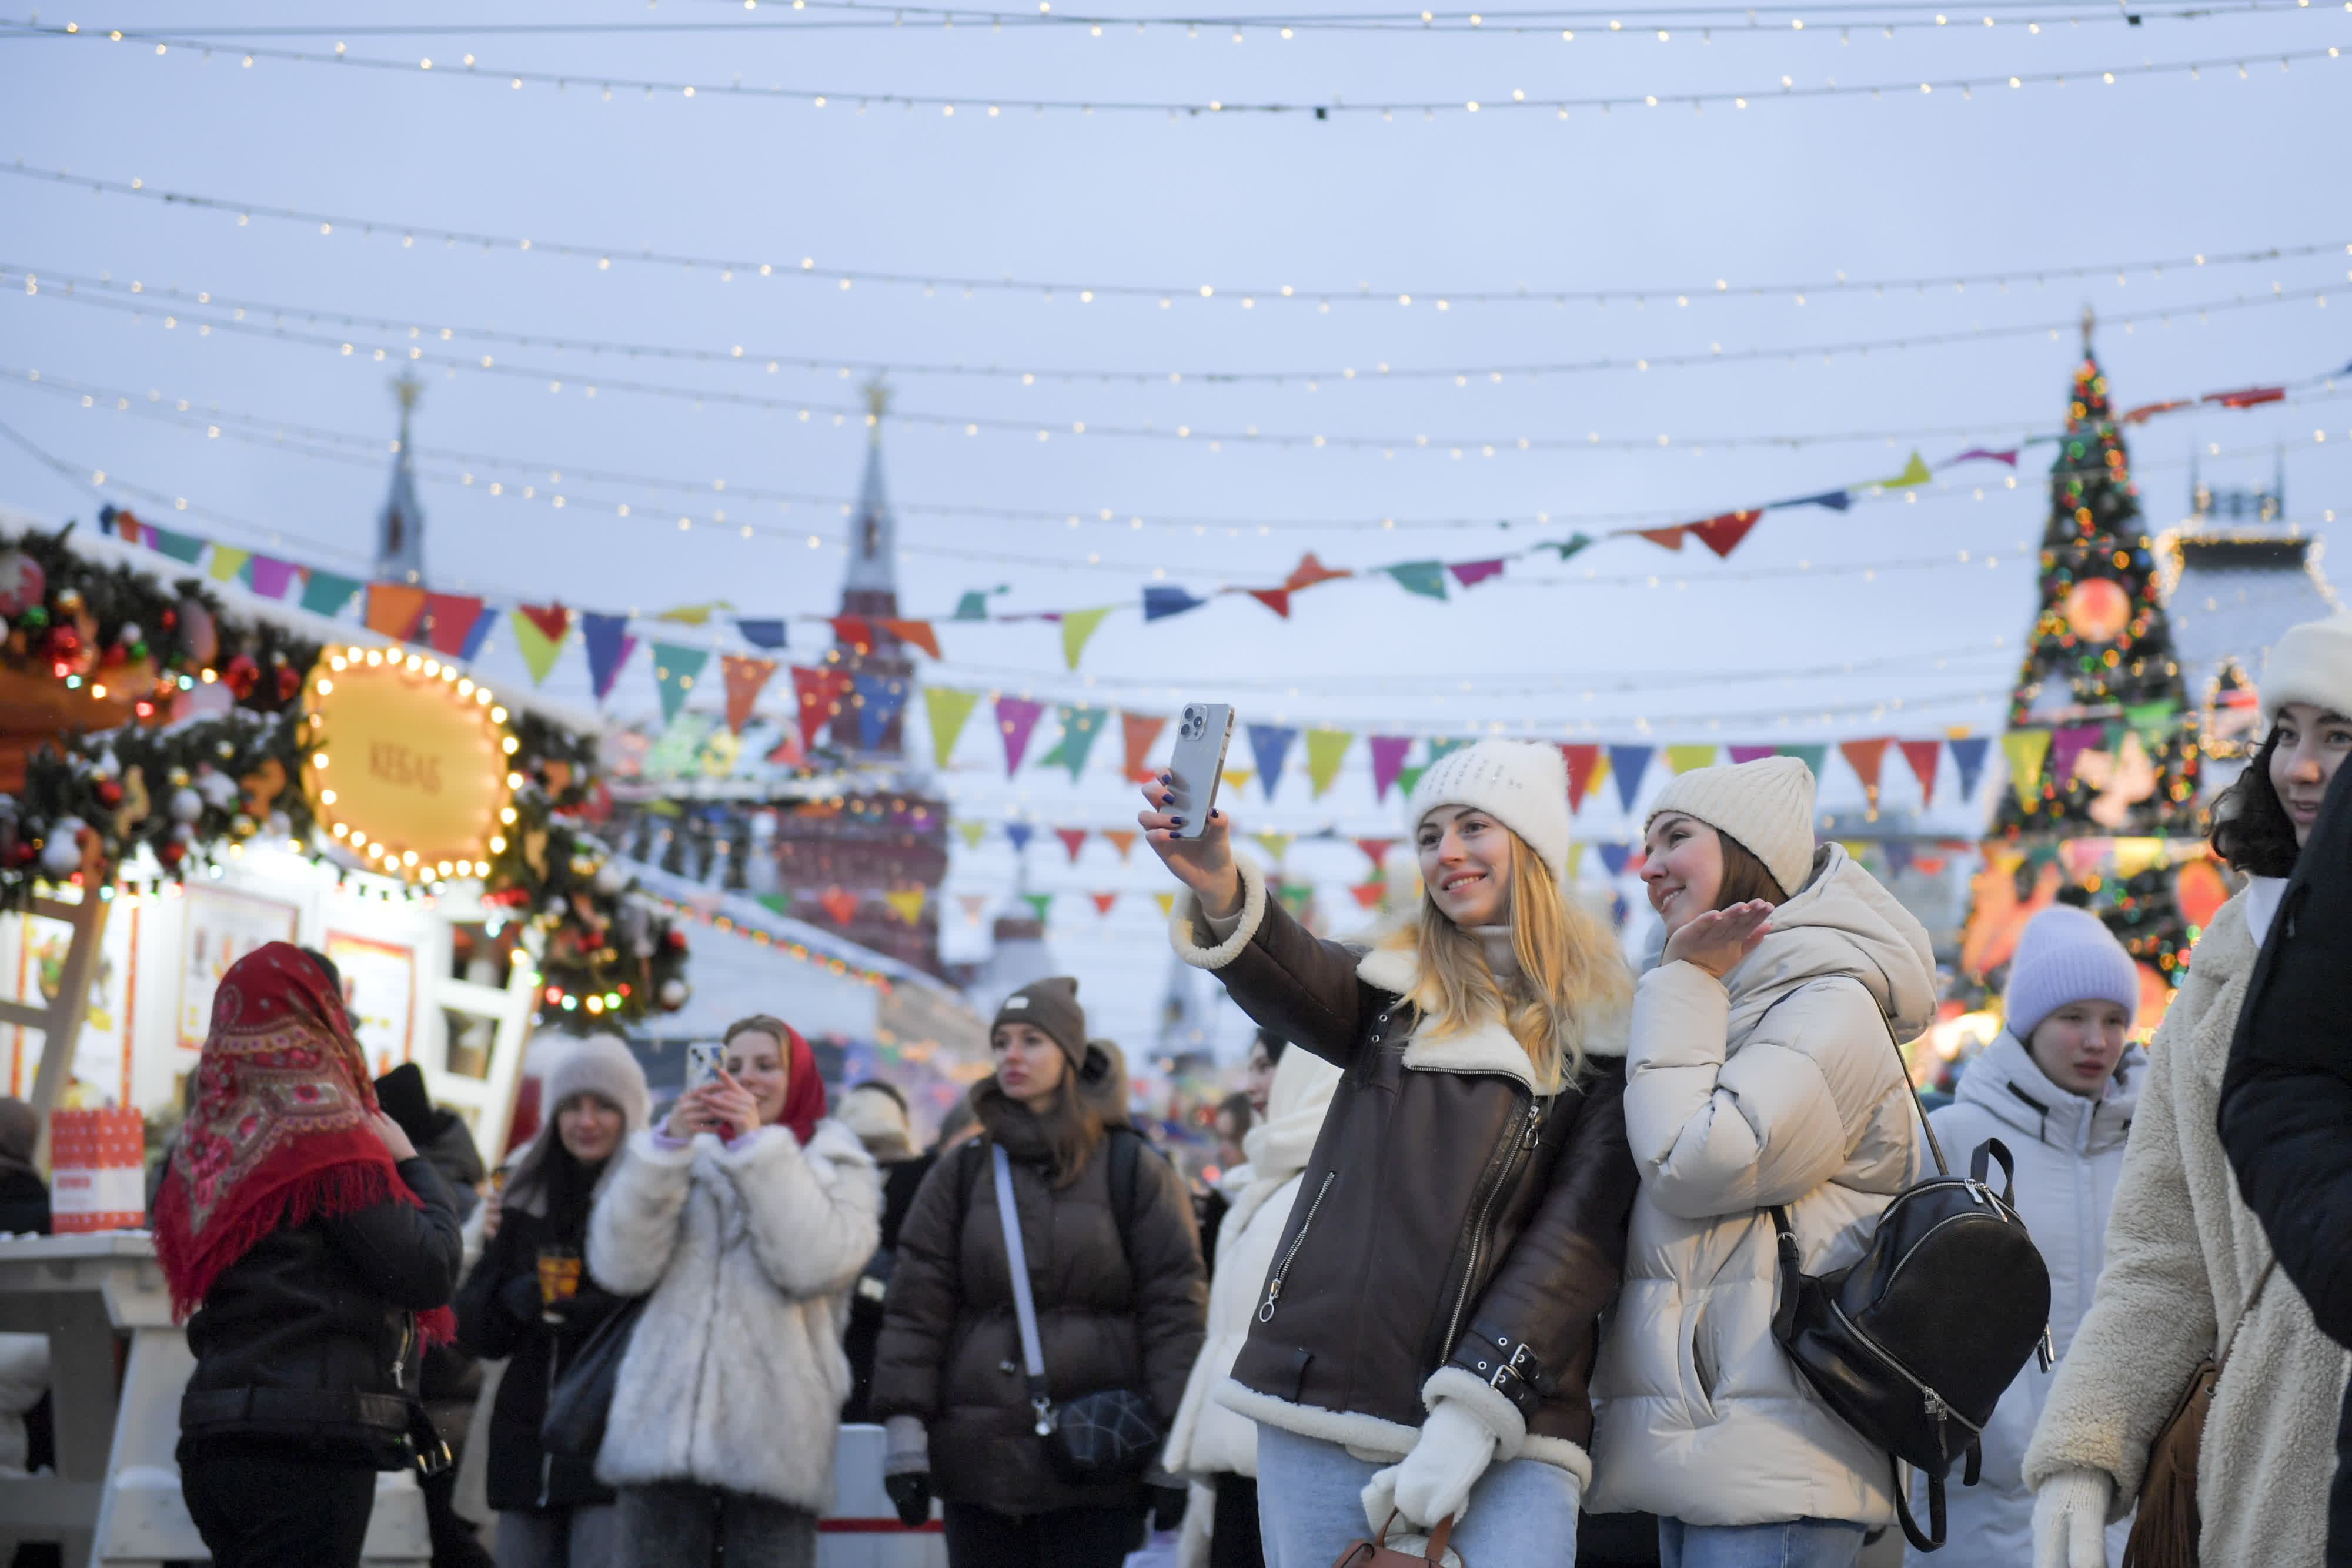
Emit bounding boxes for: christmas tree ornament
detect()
[168,788,205,823]
[2062,577,2132,643]
[0,550,43,616]
[222,654,260,699]
[177,598,218,664]
[659,977,690,1009]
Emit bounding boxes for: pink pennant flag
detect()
[1448,559,1506,589]
[248,556,298,600]
[2049,723,2105,788]
[1056,828,1090,863]
[1945,447,2019,468]
[1369,736,1414,801]
[1728,745,1776,764]
[996,696,1046,775]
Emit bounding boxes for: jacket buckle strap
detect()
[1030,1389,1055,1437]
[1452,1328,1555,1420]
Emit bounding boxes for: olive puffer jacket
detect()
[870,1079,1208,1516]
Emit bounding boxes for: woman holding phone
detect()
[587,1015,879,1568]
[1141,738,1639,1568]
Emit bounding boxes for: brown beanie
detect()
[993,977,1087,1069]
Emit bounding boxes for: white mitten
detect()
[1361,1398,1501,1533]
[2031,1467,2114,1568]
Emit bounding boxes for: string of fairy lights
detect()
[12,258,2351,390]
[11,163,2343,314]
[9,20,2345,118]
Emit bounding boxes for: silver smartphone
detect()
[1165,703,1236,840]
[684,1041,723,1095]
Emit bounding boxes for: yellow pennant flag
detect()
[1568,842,1588,881]
[2112,837,2169,880]
[1665,744,1718,774]
[509,608,567,685]
[883,889,927,925]
[1252,831,1294,863]
[1882,450,1933,490]
[953,820,987,850]
[1154,892,1177,918]
[1304,728,1354,798]
[1061,606,1115,670]
[654,601,735,626]
[207,544,252,584]
[1221,768,1254,794]
[924,686,980,767]
[2002,729,2054,809]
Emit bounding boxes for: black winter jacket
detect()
[179,1155,463,1467]
[455,1197,629,1511]
[844,1152,935,1424]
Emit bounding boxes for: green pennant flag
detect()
[1544,533,1595,561]
[1881,450,1932,489]
[1425,738,1472,764]
[755,893,791,917]
[299,569,364,618]
[510,609,567,685]
[1395,764,1426,799]
[149,527,206,564]
[1022,892,1054,924]
[1061,607,1114,670]
[1304,728,1354,798]
[652,643,709,723]
[2124,700,2177,746]
[924,686,980,767]
[1776,744,1829,778]
[1385,561,1449,600]
[1275,883,1314,915]
[1039,704,1107,780]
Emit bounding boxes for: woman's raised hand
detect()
[1662,899,1775,979]
[1138,777,1243,920]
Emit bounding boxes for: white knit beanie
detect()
[1643,755,1818,900]
[2261,614,2352,725]
[544,1033,651,1134]
[1406,740,1571,886]
[2004,905,2140,1039]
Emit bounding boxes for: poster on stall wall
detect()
[325,932,416,1075]
[6,910,132,1106]
[179,887,300,1049]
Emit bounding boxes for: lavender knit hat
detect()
[2004,906,2140,1039]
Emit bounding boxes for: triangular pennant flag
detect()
[1950,735,1992,800]
[1252,831,1294,863]
[830,616,874,654]
[1561,744,1602,811]
[459,607,496,661]
[952,591,992,622]
[1351,881,1387,910]
[1061,606,1115,670]
[924,686,980,765]
[1245,588,1292,618]
[1103,830,1138,862]
[1155,892,1177,917]
[1448,559,1506,589]
[111,508,143,543]
[1142,586,1207,622]
[1285,553,1351,591]
[957,892,988,923]
[1248,723,1298,799]
[1040,704,1107,780]
[1395,764,1426,800]
[1840,738,1893,808]
[1090,892,1118,916]
[652,644,710,723]
[1689,510,1763,559]
[878,618,942,659]
[510,609,567,685]
[1005,822,1037,854]
[1776,744,1829,778]
[582,615,639,703]
[735,618,789,650]
[852,673,910,750]
[2002,730,2053,808]
[656,602,733,626]
[720,656,779,734]
[2049,723,2105,790]
[1880,451,1932,489]
[1568,842,1587,881]
[1665,744,1718,775]
[1370,737,1414,802]
[1899,740,1942,800]
[1304,728,1353,798]
[1882,841,1916,878]
[1055,827,1090,863]
[206,544,252,584]
[1729,744,1776,764]
[1384,561,1449,600]
[1355,838,1395,870]
[1121,710,1169,781]
[1426,738,1472,765]
[1545,533,1595,561]
[2124,700,2177,748]
[517,603,570,644]
[1636,527,1687,551]
[954,820,987,850]
[1221,769,1254,794]
[884,889,927,924]
[150,527,206,564]
[996,696,1046,775]
[819,886,858,926]
[756,893,790,917]
[1598,843,1634,877]
[365,583,430,642]
[1021,892,1054,924]
[789,666,851,747]
[1772,489,1853,512]
[423,593,485,658]
[1276,884,1314,916]
[1608,745,1654,813]
[248,556,298,599]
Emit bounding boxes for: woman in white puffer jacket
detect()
[1588,757,1935,1568]
[1162,1043,1343,1568]
[1903,905,2144,1568]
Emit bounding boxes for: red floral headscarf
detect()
[154,942,453,1342]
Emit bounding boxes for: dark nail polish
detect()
[1170,817,1185,827]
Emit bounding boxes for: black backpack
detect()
[1766,985,2054,1553]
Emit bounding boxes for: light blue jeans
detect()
[1657,1517,1867,1568]
[1254,1423,1581,1568]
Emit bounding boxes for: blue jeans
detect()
[1657,1517,1866,1568]
[1254,1422,1581,1568]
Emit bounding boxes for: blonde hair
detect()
[1406,833,1630,1092]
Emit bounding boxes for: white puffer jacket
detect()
[1588,842,1935,1529]
[2023,884,2352,1566]
[1902,1029,2142,1567]
[588,1119,880,1512]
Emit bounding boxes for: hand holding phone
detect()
[1138,785,1241,920]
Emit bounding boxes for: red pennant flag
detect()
[2121,400,2190,426]
[517,601,570,644]
[877,618,941,658]
[1689,510,1763,559]
[1056,828,1090,863]
[830,616,874,653]
[1560,744,1603,811]
[1351,881,1387,910]
[1636,527,1687,552]
[721,656,780,734]
[115,508,144,543]
[1284,553,1351,591]
[818,886,858,926]
[790,666,852,748]
[1122,711,1169,781]
[2203,386,2286,410]
[1355,838,1395,870]
[1840,738,1893,805]
[1090,891,1118,916]
[1448,559,1507,589]
[1899,739,1942,799]
[422,593,485,657]
[1245,589,1292,618]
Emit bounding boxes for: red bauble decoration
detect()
[275,666,301,701]
[223,653,260,700]
[100,644,127,669]
[663,928,688,951]
[2062,577,2132,644]
[94,780,124,807]
[158,841,186,868]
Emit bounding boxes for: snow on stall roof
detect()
[2161,528,2341,704]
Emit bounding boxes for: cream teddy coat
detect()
[587,1119,880,1513]
[2023,884,2352,1566]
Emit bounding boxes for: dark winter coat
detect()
[454,1186,629,1511]
[870,1082,1208,1516]
[0,1166,50,1236]
[179,1155,463,1468]
[1170,858,1637,1482]
[844,1152,936,1424]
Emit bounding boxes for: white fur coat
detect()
[2023,887,2352,1566]
[587,1118,880,1511]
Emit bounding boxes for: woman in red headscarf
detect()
[587,1012,880,1568]
[156,942,465,1568]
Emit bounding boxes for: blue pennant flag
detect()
[853,673,909,749]
[736,618,789,650]
[1142,586,1208,622]
[1949,736,1993,800]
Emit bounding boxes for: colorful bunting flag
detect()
[1608,745,1653,813]
[1369,737,1414,802]
[1689,510,1763,559]
[1221,769,1254,794]
[720,656,779,734]
[510,608,568,685]
[997,696,1045,775]
[952,590,992,621]
[1040,704,1107,779]
[1776,744,1829,778]
[1154,892,1177,918]
[423,593,486,658]
[1545,534,1595,561]
[878,619,942,659]
[1252,831,1294,862]
[1426,738,1472,765]
[818,886,858,926]
[924,686,980,765]
[735,618,789,650]
[1142,586,1207,621]
[652,643,711,723]
[1245,589,1291,618]
[1598,843,1635,877]
[1772,489,1853,512]
[1102,830,1138,861]
[1355,838,1395,870]
[1005,823,1037,854]
[1728,744,1776,764]
[2124,700,2179,747]
[1061,607,1114,670]
[1021,892,1053,924]
[789,666,851,747]
[1449,559,1506,589]
[517,602,570,645]
[1285,553,1351,591]
[1880,451,1932,489]
[1121,710,1169,781]
[1090,892,1118,916]
[2049,723,2105,789]
[1840,737,1893,808]
[1385,561,1449,600]
[207,544,252,584]
[852,673,909,750]
[150,527,205,564]
[1636,527,1686,552]
[884,889,927,925]
[1055,827,1093,862]
[954,820,987,850]
[1898,739,1941,800]
[1351,881,1387,910]
[830,616,874,653]
[459,607,497,661]
[655,602,731,626]
[2002,729,2053,808]
[248,556,298,600]
[1568,842,1587,881]
[365,583,429,641]
[1665,744,1718,775]
[956,892,989,923]
[1395,764,1425,800]
[1248,723,1298,799]
[1949,735,1992,800]
[1561,744,1603,811]
[1305,728,1353,798]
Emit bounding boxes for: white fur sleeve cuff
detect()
[629,1126,700,1168]
[1421,1365,1528,1459]
[1170,857,1268,971]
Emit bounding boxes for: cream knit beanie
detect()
[1643,755,1819,900]
[544,1032,651,1133]
[1406,740,1572,886]
[2261,614,2352,725]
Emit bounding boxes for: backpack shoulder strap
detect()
[1104,1126,1144,1281]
